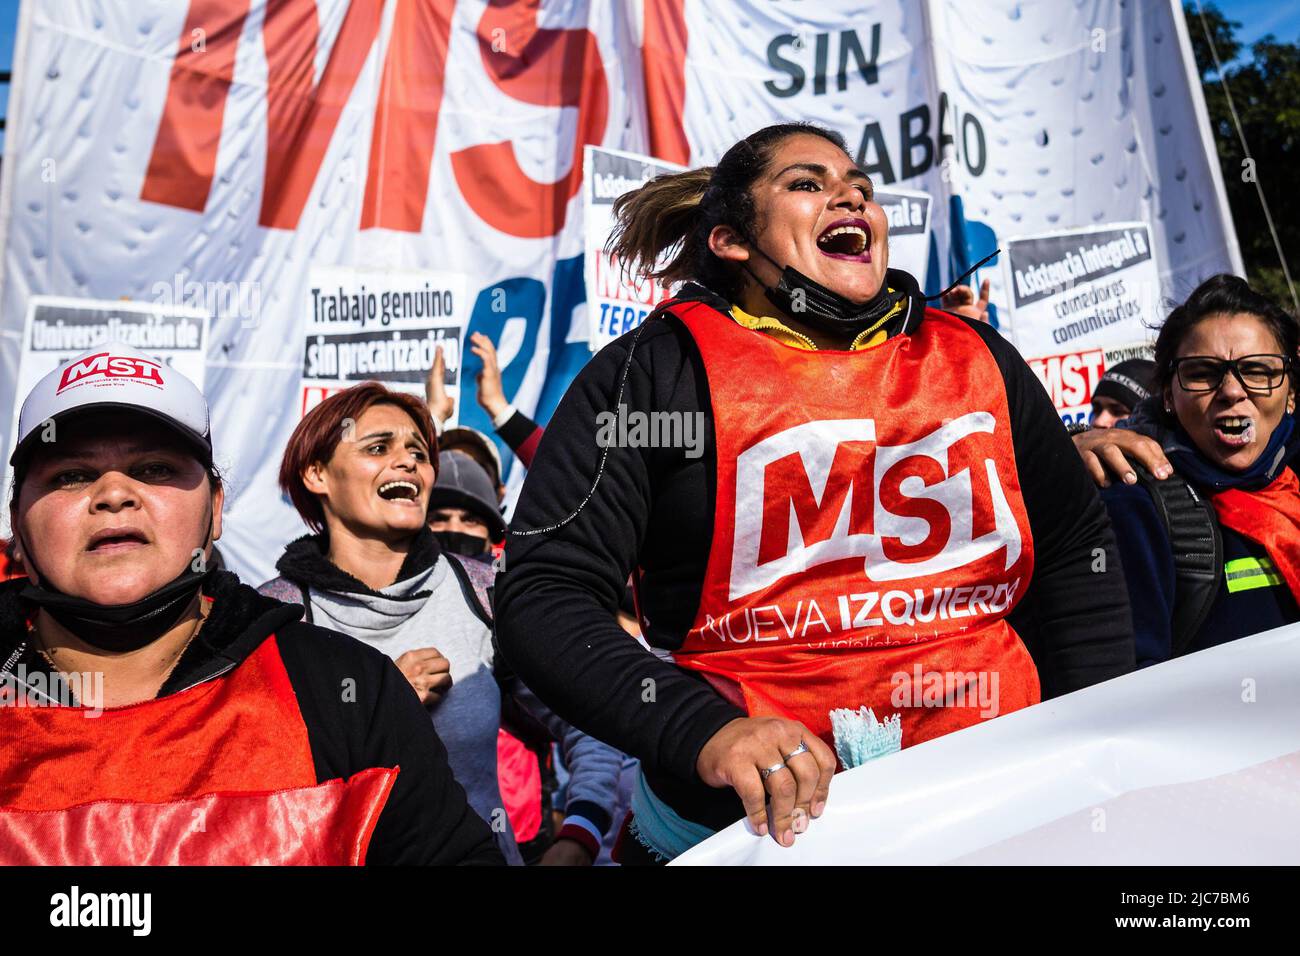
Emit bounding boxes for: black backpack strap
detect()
[1133,466,1223,654]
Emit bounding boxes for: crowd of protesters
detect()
[2,122,1297,866]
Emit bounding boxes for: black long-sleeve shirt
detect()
[0,572,503,866]
[495,276,1135,831]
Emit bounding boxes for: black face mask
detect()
[742,240,905,337]
[433,530,492,558]
[764,264,906,335]
[20,564,213,653]
[16,500,217,653]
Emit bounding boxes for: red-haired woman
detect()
[495,123,1136,862]
[260,383,622,866]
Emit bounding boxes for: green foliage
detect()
[1184,3,1299,312]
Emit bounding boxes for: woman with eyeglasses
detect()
[1090,274,1300,665]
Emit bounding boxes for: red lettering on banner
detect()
[450,0,609,238]
[57,354,164,392]
[877,455,951,564]
[260,0,386,230]
[642,0,690,164]
[301,386,345,417]
[141,0,252,211]
[758,442,875,566]
[1028,348,1106,410]
[141,0,385,228]
[360,0,456,231]
[142,0,607,237]
[595,251,669,305]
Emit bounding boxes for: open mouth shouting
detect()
[816,217,872,262]
[1214,414,1256,448]
[377,479,422,506]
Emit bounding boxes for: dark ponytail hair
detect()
[1154,274,1300,404]
[606,123,851,302]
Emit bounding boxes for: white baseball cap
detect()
[10,341,212,473]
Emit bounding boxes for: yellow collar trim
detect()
[730,292,902,351]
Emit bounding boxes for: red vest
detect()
[666,301,1040,759]
[1214,467,1300,601]
[0,635,394,864]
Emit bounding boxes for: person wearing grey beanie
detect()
[427,450,506,558]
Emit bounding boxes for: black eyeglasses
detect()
[1172,354,1291,394]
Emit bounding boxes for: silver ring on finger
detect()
[783,740,810,762]
[759,760,787,781]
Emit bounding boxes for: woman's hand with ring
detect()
[696,717,836,847]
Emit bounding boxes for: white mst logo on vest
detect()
[730,413,1022,601]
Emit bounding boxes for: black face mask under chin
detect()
[762,264,904,336]
[20,564,213,653]
[741,241,904,337]
[432,530,492,558]
[17,507,217,654]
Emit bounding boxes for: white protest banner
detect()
[675,622,1300,865]
[1003,222,1161,358]
[0,1,1241,581]
[2,296,210,530]
[0,1,648,582]
[643,1,1241,333]
[585,145,686,351]
[300,267,466,423]
[874,186,932,289]
[1027,341,1156,427]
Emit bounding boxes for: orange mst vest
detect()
[0,634,395,864]
[664,300,1041,761]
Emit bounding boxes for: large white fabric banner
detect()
[675,623,1300,865]
[0,0,1240,582]
[643,0,1241,326]
[0,0,648,578]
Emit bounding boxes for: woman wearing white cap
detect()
[0,343,501,865]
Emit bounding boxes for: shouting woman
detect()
[1077,275,1300,664]
[495,123,1135,862]
[261,383,622,865]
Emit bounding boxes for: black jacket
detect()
[0,570,503,865]
[495,273,1136,832]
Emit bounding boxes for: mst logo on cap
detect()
[56,351,165,393]
[10,340,213,472]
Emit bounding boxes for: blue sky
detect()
[0,0,1295,151]
[1206,0,1300,66]
[0,0,16,149]
[1215,0,1300,44]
